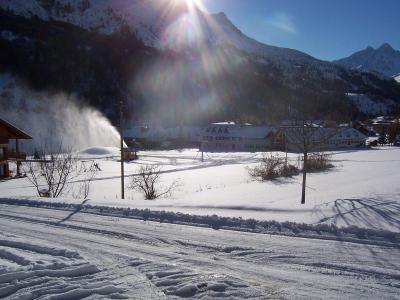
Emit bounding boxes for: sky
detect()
[201,0,400,61]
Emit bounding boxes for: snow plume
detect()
[0,74,121,153]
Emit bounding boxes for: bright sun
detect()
[176,0,202,9]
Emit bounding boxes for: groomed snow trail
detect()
[0,204,399,299]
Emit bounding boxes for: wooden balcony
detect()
[8,151,27,161]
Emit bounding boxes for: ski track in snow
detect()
[0,204,399,299]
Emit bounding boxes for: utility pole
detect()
[119,99,125,199]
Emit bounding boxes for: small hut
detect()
[122,147,138,161]
[0,119,32,178]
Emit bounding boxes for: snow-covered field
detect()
[0,204,399,299]
[1,146,400,232]
[1,147,400,298]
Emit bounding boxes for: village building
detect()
[200,122,275,152]
[370,116,397,135]
[124,125,201,149]
[274,126,367,151]
[0,118,32,179]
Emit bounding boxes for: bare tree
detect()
[23,145,80,198]
[283,121,338,204]
[130,164,179,200]
[72,160,99,199]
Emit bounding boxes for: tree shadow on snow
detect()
[57,198,90,224]
[318,196,400,232]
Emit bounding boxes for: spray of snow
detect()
[0,73,121,153]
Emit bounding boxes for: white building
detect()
[278,127,367,151]
[200,122,275,152]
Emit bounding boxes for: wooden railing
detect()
[8,152,27,160]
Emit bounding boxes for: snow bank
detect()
[0,198,398,247]
[77,146,118,157]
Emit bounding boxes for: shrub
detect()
[130,164,180,200]
[248,153,299,181]
[304,152,334,172]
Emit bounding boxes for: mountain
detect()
[0,0,320,63]
[1,0,400,127]
[335,43,400,79]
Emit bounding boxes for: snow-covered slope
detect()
[0,0,316,63]
[0,0,185,47]
[335,43,400,78]
[346,93,398,114]
[205,12,315,63]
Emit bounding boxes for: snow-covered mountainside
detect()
[335,43,400,79]
[0,0,316,64]
[1,0,400,121]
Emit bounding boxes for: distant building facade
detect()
[124,125,201,149]
[274,125,367,151]
[125,121,367,153]
[370,116,397,135]
[200,122,275,152]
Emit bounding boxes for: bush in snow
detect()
[23,145,80,198]
[303,152,334,172]
[248,153,299,181]
[129,164,180,200]
[24,145,98,199]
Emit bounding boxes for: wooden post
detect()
[16,138,21,176]
[120,100,125,199]
[301,146,307,205]
[4,145,9,178]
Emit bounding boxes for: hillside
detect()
[1,0,400,127]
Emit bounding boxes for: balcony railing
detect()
[8,152,27,160]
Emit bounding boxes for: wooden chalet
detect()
[0,118,32,179]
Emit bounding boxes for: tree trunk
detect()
[16,138,20,176]
[301,150,307,204]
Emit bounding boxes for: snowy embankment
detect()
[1,146,400,232]
[0,204,399,299]
[0,197,398,248]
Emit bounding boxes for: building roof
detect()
[0,118,32,139]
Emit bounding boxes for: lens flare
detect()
[132,0,244,125]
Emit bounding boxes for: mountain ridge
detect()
[0,0,399,126]
[335,43,400,79]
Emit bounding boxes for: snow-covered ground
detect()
[1,146,400,232]
[0,204,399,299]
